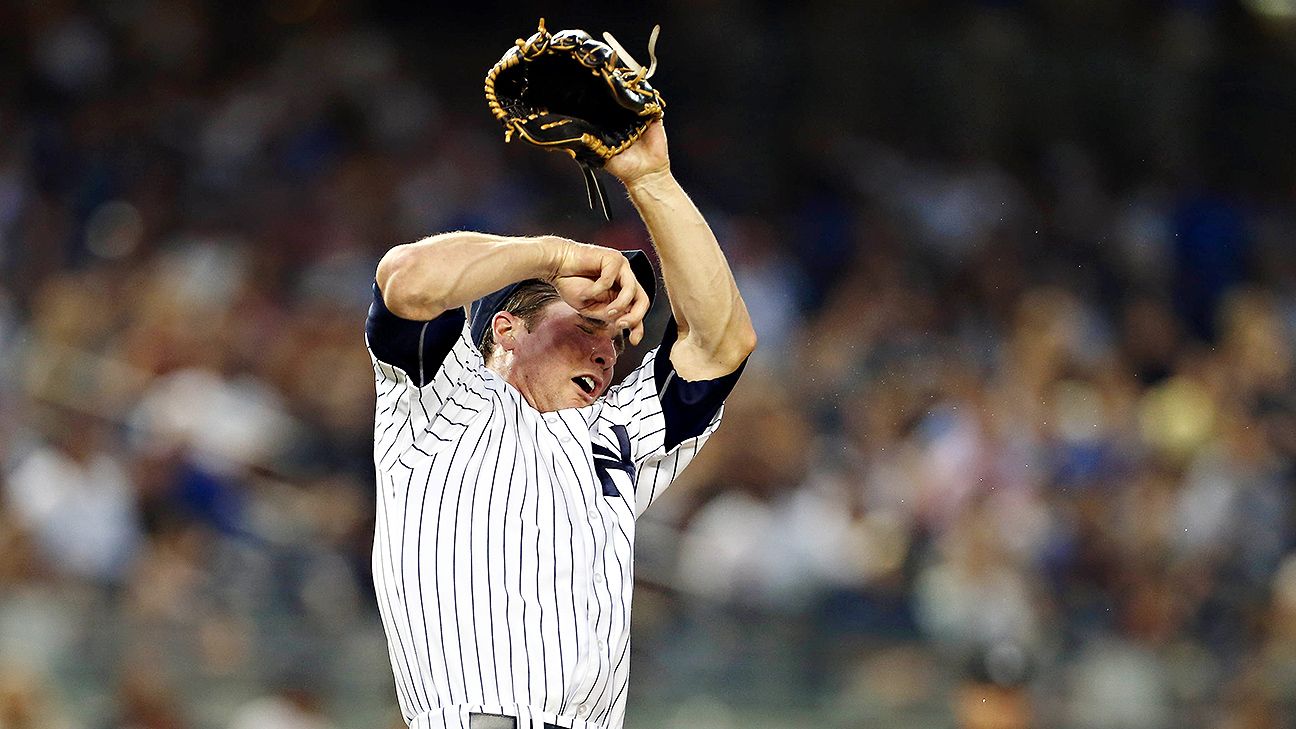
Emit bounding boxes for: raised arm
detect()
[376,231,651,343]
[605,121,757,379]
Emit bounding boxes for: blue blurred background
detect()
[2,1,1296,727]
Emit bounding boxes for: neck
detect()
[486,353,544,411]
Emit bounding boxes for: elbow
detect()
[384,279,443,321]
[716,325,757,370]
[733,325,758,361]
[376,245,445,320]
[673,325,756,380]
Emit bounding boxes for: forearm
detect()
[625,172,756,373]
[376,232,561,320]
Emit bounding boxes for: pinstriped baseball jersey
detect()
[365,284,743,729]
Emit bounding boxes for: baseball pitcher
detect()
[364,22,756,729]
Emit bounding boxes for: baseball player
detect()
[365,120,756,729]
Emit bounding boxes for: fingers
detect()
[603,258,639,320]
[552,245,653,345]
[621,281,651,346]
[603,259,652,346]
[555,277,602,314]
[588,254,620,304]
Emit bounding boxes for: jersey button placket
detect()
[553,412,575,443]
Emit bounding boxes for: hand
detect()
[604,119,670,187]
[546,239,651,345]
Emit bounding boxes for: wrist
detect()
[622,168,675,194]
[534,235,573,281]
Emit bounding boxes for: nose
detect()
[591,336,617,369]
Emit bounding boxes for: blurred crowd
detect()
[2,1,1295,728]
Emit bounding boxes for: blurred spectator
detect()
[953,643,1034,729]
[3,410,141,584]
[101,663,190,729]
[915,506,1043,658]
[0,664,79,729]
[227,684,336,729]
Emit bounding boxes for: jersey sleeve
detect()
[604,317,748,516]
[365,281,487,396]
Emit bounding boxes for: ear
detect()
[492,311,522,351]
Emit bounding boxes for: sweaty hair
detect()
[477,279,562,362]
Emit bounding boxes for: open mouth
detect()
[573,375,597,396]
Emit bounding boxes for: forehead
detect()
[534,300,600,325]
[536,299,582,324]
[535,302,626,348]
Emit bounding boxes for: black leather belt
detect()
[468,713,564,729]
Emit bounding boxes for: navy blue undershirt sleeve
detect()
[365,282,465,387]
[653,316,749,452]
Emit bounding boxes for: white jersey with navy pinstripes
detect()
[366,290,738,729]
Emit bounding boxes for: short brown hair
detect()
[477,279,562,361]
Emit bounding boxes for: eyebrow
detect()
[581,316,627,352]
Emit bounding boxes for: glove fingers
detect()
[486,20,666,176]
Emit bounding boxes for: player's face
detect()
[507,301,626,412]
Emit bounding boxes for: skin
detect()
[375,119,756,413]
[378,233,651,345]
[487,303,626,412]
[605,122,756,381]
